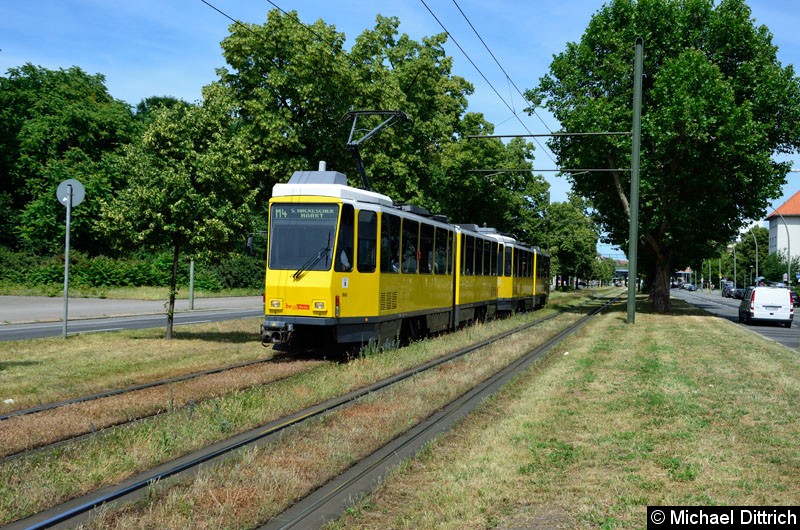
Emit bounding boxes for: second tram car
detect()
[261,167,549,346]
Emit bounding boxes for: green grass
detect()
[0,290,595,526]
[330,298,800,529]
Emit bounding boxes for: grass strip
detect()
[0,319,268,412]
[330,298,800,529]
[0,290,593,525]
[81,306,581,528]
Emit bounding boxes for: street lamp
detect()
[751,230,759,281]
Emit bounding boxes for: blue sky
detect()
[2,1,799,259]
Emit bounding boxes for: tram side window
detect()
[463,235,475,275]
[434,227,447,274]
[491,242,499,275]
[497,244,504,276]
[527,251,533,277]
[478,239,486,276]
[419,222,434,274]
[475,239,482,276]
[446,230,454,274]
[515,249,525,278]
[380,213,401,273]
[357,210,377,273]
[504,246,513,276]
[334,204,354,272]
[402,219,419,273]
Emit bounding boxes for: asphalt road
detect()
[0,296,264,341]
[670,288,800,350]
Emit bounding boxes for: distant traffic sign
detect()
[57,179,85,207]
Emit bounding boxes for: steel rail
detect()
[10,294,615,530]
[262,294,620,530]
[0,356,281,422]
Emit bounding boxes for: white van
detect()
[738,286,794,327]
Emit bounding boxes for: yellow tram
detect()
[261,167,549,346]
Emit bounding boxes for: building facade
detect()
[766,190,800,276]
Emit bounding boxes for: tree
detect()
[100,84,257,338]
[542,196,600,287]
[0,64,137,254]
[216,11,541,234]
[734,225,769,284]
[217,9,355,193]
[593,256,619,285]
[134,96,191,126]
[529,0,800,311]
[436,114,549,239]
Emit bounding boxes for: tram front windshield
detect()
[269,203,339,271]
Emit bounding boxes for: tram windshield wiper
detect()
[292,233,331,279]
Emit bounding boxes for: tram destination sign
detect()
[272,204,338,221]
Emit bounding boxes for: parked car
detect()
[792,291,800,307]
[684,283,696,291]
[738,286,794,327]
[734,287,745,299]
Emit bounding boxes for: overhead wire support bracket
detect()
[346,110,408,191]
[467,131,631,139]
[468,168,631,173]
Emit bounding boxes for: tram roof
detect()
[272,170,394,207]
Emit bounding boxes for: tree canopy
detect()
[1,8,594,294]
[529,0,800,310]
[541,195,601,284]
[216,10,548,238]
[0,64,138,254]
[99,84,257,337]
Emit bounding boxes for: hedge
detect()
[0,247,264,291]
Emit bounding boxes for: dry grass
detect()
[0,359,322,457]
[0,289,595,526]
[0,318,268,412]
[330,299,800,529]
[82,310,581,529]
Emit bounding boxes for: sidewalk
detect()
[0,296,263,324]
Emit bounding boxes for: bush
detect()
[206,253,264,290]
[0,247,263,291]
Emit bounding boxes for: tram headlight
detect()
[269,299,282,310]
[313,300,326,311]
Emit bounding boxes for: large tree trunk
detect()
[651,257,672,313]
[165,244,180,340]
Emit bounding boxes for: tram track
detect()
[0,355,325,461]
[263,293,617,530]
[1,354,302,422]
[7,292,618,530]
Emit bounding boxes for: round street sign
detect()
[57,179,85,207]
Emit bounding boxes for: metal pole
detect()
[62,184,72,339]
[776,212,790,286]
[627,37,643,324]
[189,258,195,310]
[751,230,759,281]
[733,245,737,290]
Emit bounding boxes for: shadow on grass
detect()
[0,360,41,371]
[600,293,719,325]
[130,330,259,344]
